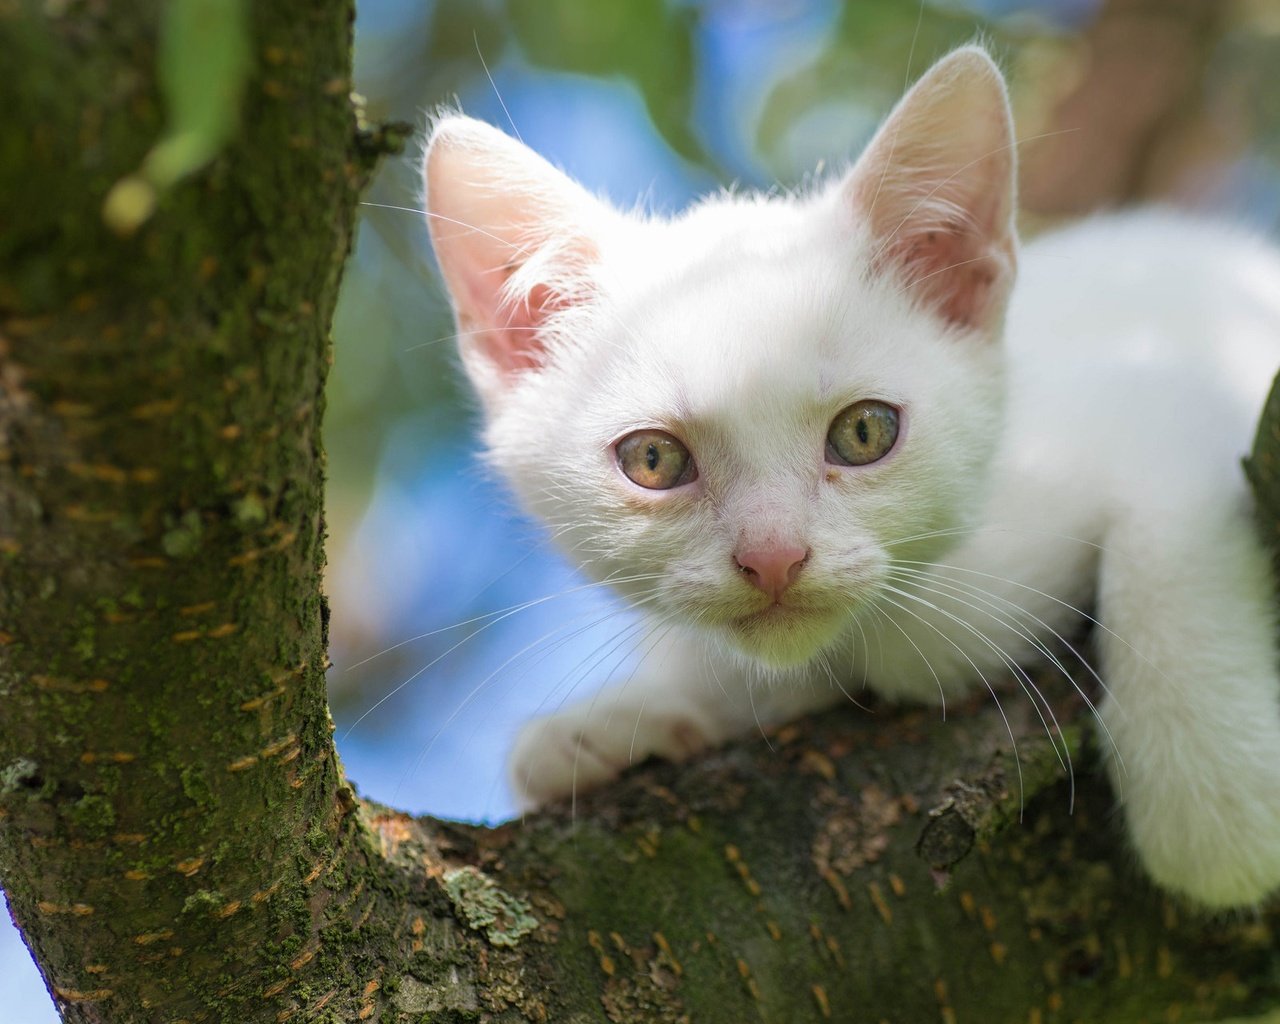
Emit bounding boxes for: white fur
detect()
[424,48,1280,908]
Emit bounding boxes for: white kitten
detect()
[422,47,1280,908]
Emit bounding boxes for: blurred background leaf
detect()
[508,0,710,166]
[756,1,993,176]
[103,0,252,233]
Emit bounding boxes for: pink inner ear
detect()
[459,265,572,377]
[424,119,604,392]
[841,49,1018,334]
[877,226,1008,330]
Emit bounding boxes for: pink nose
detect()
[734,545,809,602]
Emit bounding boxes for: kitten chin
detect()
[718,604,851,669]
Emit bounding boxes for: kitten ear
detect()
[423,117,605,404]
[843,46,1017,334]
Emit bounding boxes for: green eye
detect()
[616,430,696,490]
[826,400,900,466]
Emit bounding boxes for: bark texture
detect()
[0,0,370,1018]
[1,1,1279,1023]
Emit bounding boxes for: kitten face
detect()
[425,46,1016,670]
[482,200,1005,667]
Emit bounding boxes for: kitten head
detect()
[424,47,1017,669]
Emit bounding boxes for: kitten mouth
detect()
[721,600,844,668]
[730,600,820,631]
[735,603,794,626]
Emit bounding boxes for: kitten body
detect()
[424,49,1280,907]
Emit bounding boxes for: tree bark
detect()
[2,2,1279,1022]
[0,0,368,1018]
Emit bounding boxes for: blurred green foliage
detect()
[506,0,707,164]
[758,2,991,161]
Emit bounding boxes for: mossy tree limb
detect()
[2,1,1279,1022]
[439,700,1280,1023]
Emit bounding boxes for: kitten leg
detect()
[508,630,839,808]
[1096,504,1280,907]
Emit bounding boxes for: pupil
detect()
[646,443,660,471]
[855,417,869,445]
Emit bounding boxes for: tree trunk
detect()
[2,2,1278,1022]
[0,0,365,1018]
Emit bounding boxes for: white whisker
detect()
[873,589,1027,812]
[881,580,1072,805]
[893,558,1166,687]
[474,31,522,143]
[888,564,1125,776]
[344,571,664,672]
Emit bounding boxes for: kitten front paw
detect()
[508,692,719,809]
[1121,761,1280,909]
